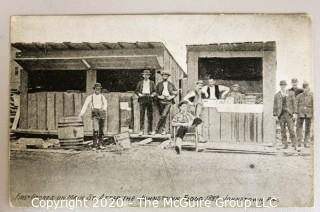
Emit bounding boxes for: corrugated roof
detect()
[12,42,166,52]
[12,42,187,77]
[187,41,276,52]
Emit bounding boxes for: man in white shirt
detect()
[79,83,107,149]
[201,78,230,100]
[135,69,156,135]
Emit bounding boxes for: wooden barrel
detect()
[58,116,84,146]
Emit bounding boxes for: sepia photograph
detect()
[8,14,313,209]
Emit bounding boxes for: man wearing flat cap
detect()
[225,84,244,104]
[155,71,178,135]
[273,80,298,149]
[289,78,304,96]
[135,69,156,135]
[79,83,107,149]
[296,82,313,148]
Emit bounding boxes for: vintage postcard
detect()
[9,14,313,209]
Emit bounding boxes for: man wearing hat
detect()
[289,78,304,96]
[183,80,206,117]
[172,101,202,154]
[79,83,107,149]
[296,82,313,148]
[273,80,298,149]
[225,84,244,104]
[201,77,230,100]
[135,69,156,135]
[155,71,178,134]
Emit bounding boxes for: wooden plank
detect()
[250,114,255,142]
[257,113,263,143]
[46,93,56,130]
[200,107,209,142]
[208,107,220,142]
[63,92,75,116]
[137,138,153,145]
[55,92,64,129]
[11,107,20,130]
[132,95,140,133]
[81,93,92,134]
[238,113,245,142]
[74,93,82,115]
[220,112,232,142]
[36,92,47,130]
[244,113,250,142]
[230,113,236,142]
[19,69,28,129]
[27,93,37,129]
[106,93,120,134]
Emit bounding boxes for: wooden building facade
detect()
[12,42,186,136]
[186,42,276,144]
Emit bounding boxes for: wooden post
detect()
[19,69,28,129]
[86,69,96,92]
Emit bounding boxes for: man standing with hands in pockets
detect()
[155,71,178,135]
[273,80,298,149]
[79,83,107,150]
[135,69,156,136]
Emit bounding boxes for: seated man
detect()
[172,101,202,154]
[225,84,244,104]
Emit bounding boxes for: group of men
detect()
[78,70,313,153]
[273,78,313,150]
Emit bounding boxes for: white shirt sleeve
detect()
[201,86,209,98]
[219,85,230,98]
[79,95,91,116]
[102,95,108,111]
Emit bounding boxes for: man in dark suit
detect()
[155,71,177,135]
[273,80,298,149]
[296,82,313,148]
[135,69,156,135]
[289,78,304,96]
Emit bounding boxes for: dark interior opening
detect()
[199,57,262,80]
[198,57,263,103]
[28,70,86,92]
[97,69,156,92]
[199,57,263,92]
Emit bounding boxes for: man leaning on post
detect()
[273,80,298,149]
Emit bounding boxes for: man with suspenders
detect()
[79,83,107,150]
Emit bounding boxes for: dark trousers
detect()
[139,97,153,132]
[296,117,312,145]
[156,103,171,132]
[279,112,297,146]
[92,116,105,147]
[176,126,188,139]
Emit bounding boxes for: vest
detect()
[207,85,220,99]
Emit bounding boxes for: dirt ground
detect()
[10,142,313,208]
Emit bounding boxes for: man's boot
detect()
[92,131,98,149]
[98,132,105,149]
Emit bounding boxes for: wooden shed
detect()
[186,42,276,144]
[12,42,186,136]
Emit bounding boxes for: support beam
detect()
[86,69,96,92]
[81,59,91,69]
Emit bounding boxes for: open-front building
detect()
[186,41,276,144]
[12,42,186,136]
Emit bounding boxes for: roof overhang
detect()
[15,55,162,71]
